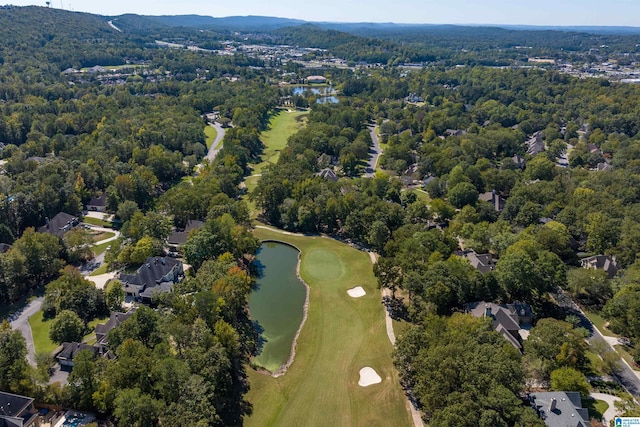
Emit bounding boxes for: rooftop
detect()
[530,391,590,427]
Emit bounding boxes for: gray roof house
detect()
[0,391,38,427]
[479,190,506,212]
[0,243,10,254]
[86,193,107,212]
[459,250,495,274]
[37,212,79,239]
[167,220,205,253]
[466,301,533,350]
[580,255,618,278]
[56,309,135,368]
[530,392,590,427]
[316,168,339,182]
[120,257,183,302]
[526,131,545,157]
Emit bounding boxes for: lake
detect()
[249,242,307,373]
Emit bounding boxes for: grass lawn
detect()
[584,309,618,337]
[82,217,112,228]
[204,125,218,149]
[89,263,109,277]
[92,241,112,257]
[614,344,640,372]
[245,226,412,427]
[586,398,608,421]
[252,110,308,177]
[28,311,58,354]
[92,231,115,242]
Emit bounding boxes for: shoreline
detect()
[250,239,310,378]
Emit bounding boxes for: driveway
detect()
[9,297,43,366]
[205,122,226,163]
[552,290,640,396]
[591,392,621,424]
[364,125,383,178]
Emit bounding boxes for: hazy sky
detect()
[6,0,640,26]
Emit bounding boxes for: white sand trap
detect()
[347,286,366,298]
[358,367,382,387]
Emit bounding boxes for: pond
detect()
[249,242,307,373]
[291,85,334,96]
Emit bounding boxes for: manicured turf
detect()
[92,231,115,242]
[252,110,308,178]
[204,125,218,149]
[82,217,113,227]
[245,226,412,427]
[584,309,618,337]
[615,345,640,372]
[92,241,111,256]
[89,263,109,276]
[28,311,58,354]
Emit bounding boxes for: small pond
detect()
[249,242,307,373]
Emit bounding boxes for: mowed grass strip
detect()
[204,125,218,149]
[28,310,58,354]
[245,227,411,427]
[252,110,308,177]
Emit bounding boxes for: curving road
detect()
[205,122,226,162]
[9,297,43,366]
[552,290,640,397]
[364,125,383,178]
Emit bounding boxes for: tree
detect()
[602,283,640,340]
[447,182,479,209]
[113,388,162,427]
[524,318,587,381]
[66,349,98,410]
[63,227,94,264]
[367,220,390,251]
[105,281,125,312]
[0,321,29,393]
[49,310,85,344]
[550,367,590,398]
[116,200,139,222]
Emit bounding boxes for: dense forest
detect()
[3,4,640,426]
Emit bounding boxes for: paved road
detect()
[9,297,43,366]
[552,290,640,397]
[364,125,383,178]
[205,122,226,162]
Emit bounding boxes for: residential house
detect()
[512,154,526,169]
[405,93,424,103]
[530,392,590,427]
[315,168,338,182]
[56,309,135,368]
[459,250,495,274]
[120,257,184,302]
[305,75,327,84]
[56,343,101,369]
[167,220,205,254]
[479,190,506,212]
[37,212,79,239]
[465,301,533,350]
[581,255,618,278]
[0,243,10,254]
[0,391,39,427]
[526,131,545,157]
[86,193,107,212]
[444,129,467,137]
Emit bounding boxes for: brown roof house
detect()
[37,212,79,239]
[530,392,590,427]
[466,301,533,350]
[120,257,183,303]
[580,255,618,278]
[0,391,39,427]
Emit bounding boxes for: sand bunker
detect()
[347,286,366,298]
[358,367,382,387]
